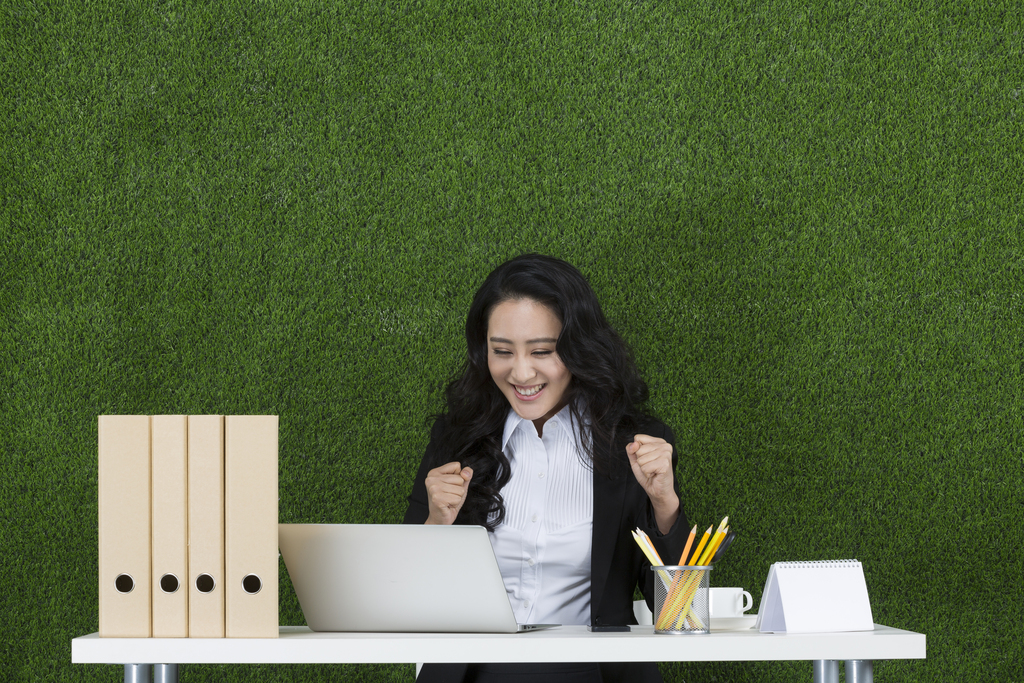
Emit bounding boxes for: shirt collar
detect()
[500,402,587,454]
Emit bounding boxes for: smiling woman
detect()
[403,254,689,683]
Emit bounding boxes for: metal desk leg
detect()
[812,660,839,683]
[155,664,179,683]
[846,660,874,683]
[124,664,151,683]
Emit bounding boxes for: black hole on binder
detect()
[196,573,216,593]
[114,574,134,594]
[242,574,262,595]
[160,574,180,594]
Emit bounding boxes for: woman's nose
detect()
[510,356,536,383]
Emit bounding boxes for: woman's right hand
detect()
[424,462,473,525]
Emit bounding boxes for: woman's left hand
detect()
[627,434,680,534]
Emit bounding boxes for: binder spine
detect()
[224,415,279,638]
[188,415,225,638]
[98,415,152,638]
[152,415,189,637]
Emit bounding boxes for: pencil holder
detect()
[651,566,712,634]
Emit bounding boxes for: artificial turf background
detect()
[2,0,1022,680]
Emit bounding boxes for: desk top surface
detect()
[72,622,926,664]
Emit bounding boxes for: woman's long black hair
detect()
[434,253,651,530]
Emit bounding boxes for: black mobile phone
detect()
[587,625,631,632]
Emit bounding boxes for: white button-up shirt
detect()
[488,404,593,625]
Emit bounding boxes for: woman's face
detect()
[486,298,572,429]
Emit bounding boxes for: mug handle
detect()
[742,591,753,613]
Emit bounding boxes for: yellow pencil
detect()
[631,529,664,566]
[633,529,673,593]
[693,516,728,567]
[687,526,713,567]
[696,526,727,566]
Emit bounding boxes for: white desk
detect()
[73,621,925,683]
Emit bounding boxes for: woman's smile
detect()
[512,383,547,399]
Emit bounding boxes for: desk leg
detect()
[155,664,179,683]
[845,660,873,683]
[812,660,839,683]
[124,664,151,683]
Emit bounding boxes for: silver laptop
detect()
[279,524,558,633]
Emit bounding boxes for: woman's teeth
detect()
[516,384,545,396]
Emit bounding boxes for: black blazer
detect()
[403,416,689,683]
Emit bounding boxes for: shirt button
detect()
[524,600,531,608]
[532,514,538,523]
[539,472,545,479]
[527,558,535,567]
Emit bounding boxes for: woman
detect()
[404,254,689,683]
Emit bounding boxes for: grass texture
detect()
[3,0,1022,680]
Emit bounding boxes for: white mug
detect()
[709,587,754,618]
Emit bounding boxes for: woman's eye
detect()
[491,349,512,356]
[532,350,553,357]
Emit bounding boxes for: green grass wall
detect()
[3,0,1022,680]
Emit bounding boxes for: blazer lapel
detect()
[590,454,627,623]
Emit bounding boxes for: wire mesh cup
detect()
[651,566,712,634]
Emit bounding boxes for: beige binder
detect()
[188,415,224,637]
[152,415,188,637]
[224,415,279,637]
[98,415,152,637]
